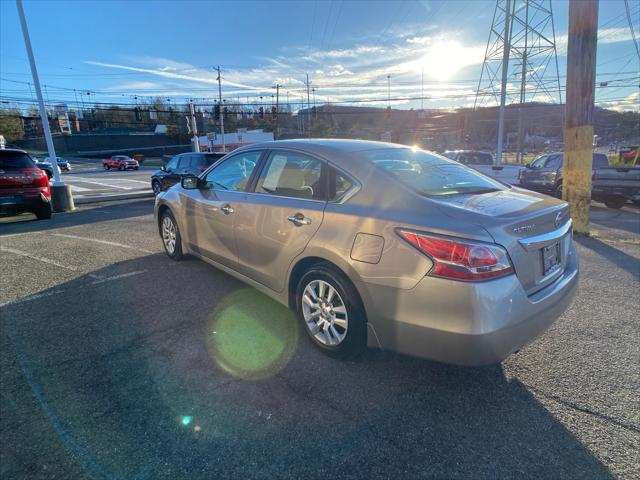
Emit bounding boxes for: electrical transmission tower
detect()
[475,0,562,161]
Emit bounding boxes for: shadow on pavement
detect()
[0,255,612,479]
[575,235,640,280]
[0,199,154,234]
[589,204,640,236]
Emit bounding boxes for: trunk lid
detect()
[432,187,571,295]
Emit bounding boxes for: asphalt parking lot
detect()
[0,199,638,479]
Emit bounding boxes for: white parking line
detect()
[0,246,102,280]
[70,185,91,192]
[1,246,78,272]
[92,270,147,284]
[50,233,154,254]
[65,177,132,190]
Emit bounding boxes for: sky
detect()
[1,0,638,113]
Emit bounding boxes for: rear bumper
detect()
[0,193,50,216]
[364,242,579,366]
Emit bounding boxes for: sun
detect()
[422,41,475,81]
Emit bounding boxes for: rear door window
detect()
[328,167,354,201]
[0,151,35,169]
[254,151,325,200]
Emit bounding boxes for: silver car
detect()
[154,140,578,365]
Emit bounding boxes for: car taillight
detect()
[25,168,50,196]
[397,230,513,281]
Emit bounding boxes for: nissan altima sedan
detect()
[154,139,578,365]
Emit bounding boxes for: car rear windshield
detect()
[360,148,506,196]
[0,151,35,169]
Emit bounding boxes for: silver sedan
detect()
[154,140,578,365]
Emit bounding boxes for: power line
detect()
[623,0,640,60]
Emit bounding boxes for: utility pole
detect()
[216,65,226,152]
[274,83,280,140]
[306,74,312,138]
[189,100,199,152]
[564,0,599,233]
[421,66,424,111]
[495,0,513,166]
[516,0,529,164]
[16,0,73,211]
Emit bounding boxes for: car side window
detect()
[529,155,547,169]
[255,151,325,200]
[177,155,192,170]
[545,155,561,169]
[165,156,179,171]
[328,168,354,201]
[204,151,260,191]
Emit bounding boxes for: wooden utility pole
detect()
[563,0,598,233]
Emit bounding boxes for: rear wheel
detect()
[160,211,183,260]
[604,196,626,209]
[554,183,563,199]
[34,204,52,220]
[297,264,366,358]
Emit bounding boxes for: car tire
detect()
[160,210,183,260]
[296,263,366,358]
[34,204,52,220]
[152,180,161,195]
[604,197,626,209]
[104,164,110,170]
[134,167,139,171]
[119,164,125,171]
[554,183,563,199]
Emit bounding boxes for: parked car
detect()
[155,140,578,366]
[519,152,639,208]
[151,152,225,194]
[0,148,52,219]
[43,156,71,171]
[103,155,139,171]
[442,150,522,185]
[34,159,53,179]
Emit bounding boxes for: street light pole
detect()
[495,0,513,166]
[16,0,73,212]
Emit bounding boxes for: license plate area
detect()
[542,241,561,276]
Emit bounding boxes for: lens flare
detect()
[207,289,298,380]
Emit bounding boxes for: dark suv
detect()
[151,152,225,194]
[0,149,52,219]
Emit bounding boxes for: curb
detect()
[73,191,155,204]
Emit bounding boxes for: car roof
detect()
[0,148,28,155]
[234,138,415,156]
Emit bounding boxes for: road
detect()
[52,158,155,199]
[0,200,638,479]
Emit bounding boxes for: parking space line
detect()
[92,270,147,284]
[50,233,155,254]
[0,289,66,308]
[65,177,131,190]
[1,246,78,272]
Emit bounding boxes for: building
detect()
[200,129,274,152]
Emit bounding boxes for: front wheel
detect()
[160,211,183,260]
[297,264,366,358]
[554,183,563,199]
[134,167,139,171]
[119,164,125,171]
[104,164,110,170]
[152,180,161,195]
[604,196,626,209]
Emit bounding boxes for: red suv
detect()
[0,149,52,220]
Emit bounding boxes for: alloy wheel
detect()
[302,279,348,346]
[161,216,177,255]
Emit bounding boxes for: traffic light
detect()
[271,106,277,119]
[259,107,264,119]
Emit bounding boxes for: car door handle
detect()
[288,213,312,226]
[220,204,234,215]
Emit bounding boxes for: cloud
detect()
[596,92,640,112]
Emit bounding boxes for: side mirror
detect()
[181,175,200,190]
